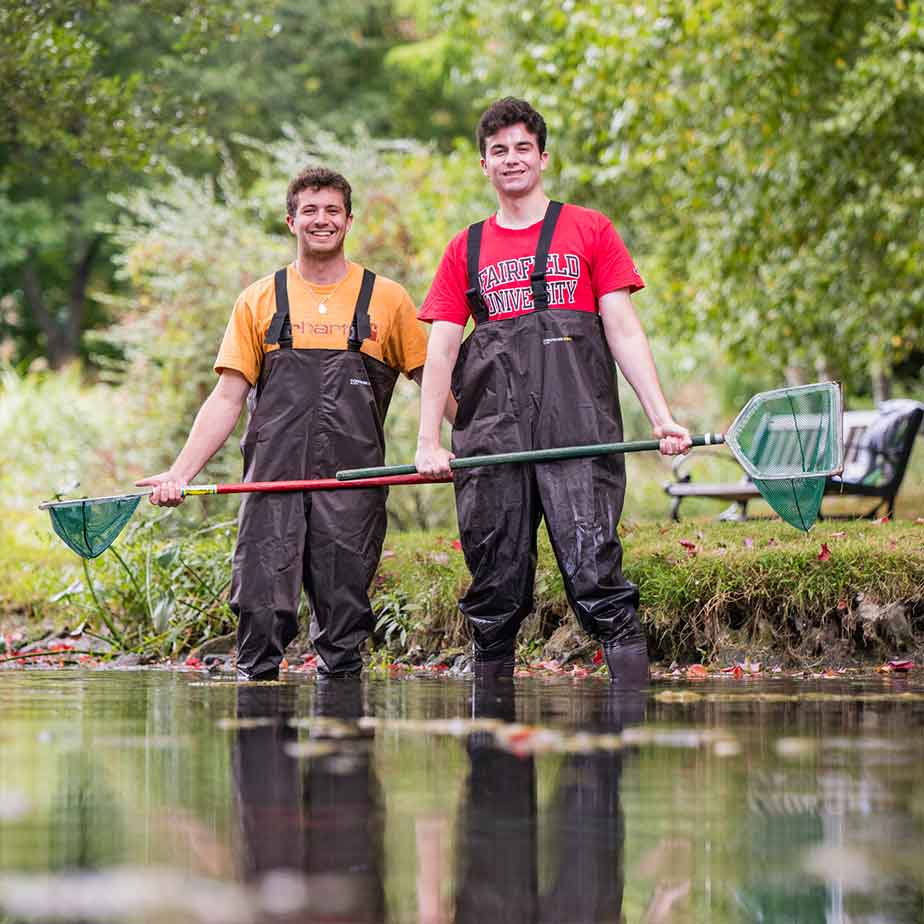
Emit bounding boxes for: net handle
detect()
[336,434,726,481]
[39,472,453,511]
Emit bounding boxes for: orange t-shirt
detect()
[214,262,428,385]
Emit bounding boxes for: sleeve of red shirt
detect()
[591,212,645,298]
[417,231,471,326]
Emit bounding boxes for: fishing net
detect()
[46,495,142,559]
[725,382,843,531]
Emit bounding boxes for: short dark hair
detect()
[476,97,547,157]
[286,166,352,217]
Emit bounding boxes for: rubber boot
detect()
[603,640,649,689]
[472,654,515,683]
[236,665,280,682]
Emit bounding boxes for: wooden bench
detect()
[664,400,924,521]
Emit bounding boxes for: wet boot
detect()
[603,640,649,689]
[472,654,516,723]
[236,665,280,682]
[472,654,515,683]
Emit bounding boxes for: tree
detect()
[0,0,266,369]
[448,0,924,397]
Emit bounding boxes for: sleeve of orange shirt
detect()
[381,288,429,377]
[213,291,264,386]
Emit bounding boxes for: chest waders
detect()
[454,202,648,686]
[230,268,399,679]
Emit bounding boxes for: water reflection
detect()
[455,683,642,924]
[1,673,924,923]
[232,678,383,922]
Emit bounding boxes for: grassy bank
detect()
[5,516,923,668]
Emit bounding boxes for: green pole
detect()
[336,433,725,481]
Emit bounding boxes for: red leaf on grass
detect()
[451,539,462,550]
[722,664,744,679]
[686,664,708,680]
[817,543,831,562]
[592,648,604,666]
[184,655,204,670]
[679,539,699,557]
[873,516,890,525]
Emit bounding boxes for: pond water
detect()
[0,670,923,923]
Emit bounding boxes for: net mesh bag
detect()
[726,382,843,531]
[48,496,141,559]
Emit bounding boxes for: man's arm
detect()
[410,366,457,426]
[136,370,252,506]
[599,289,691,456]
[414,321,465,476]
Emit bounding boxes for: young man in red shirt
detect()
[415,98,691,686]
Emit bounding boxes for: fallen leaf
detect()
[537,659,563,673]
[592,648,604,666]
[818,543,831,562]
[873,516,890,525]
[451,539,462,551]
[888,659,914,672]
[830,531,847,539]
[686,664,708,680]
[184,655,204,670]
[721,664,744,679]
[837,597,849,611]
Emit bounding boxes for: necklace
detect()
[294,261,351,315]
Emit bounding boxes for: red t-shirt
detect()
[418,203,644,325]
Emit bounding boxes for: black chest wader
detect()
[230,268,399,678]
[454,202,647,686]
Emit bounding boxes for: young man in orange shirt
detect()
[139,167,436,680]
[415,98,690,686]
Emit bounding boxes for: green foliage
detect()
[449,0,924,395]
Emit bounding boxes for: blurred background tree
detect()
[446,0,924,400]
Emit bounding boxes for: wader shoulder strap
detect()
[530,200,563,311]
[464,220,489,324]
[348,268,376,351]
[265,268,292,348]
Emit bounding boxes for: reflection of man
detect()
[139,167,440,680]
[232,679,383,922]
[415,98,691,686]
[455,686,639,923]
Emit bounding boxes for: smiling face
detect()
[286,186,353,259]
[480,123,549,199]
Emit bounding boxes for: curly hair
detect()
[476,98,547,157]
[286,166,352,217]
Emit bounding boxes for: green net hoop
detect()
[726,382,843,531]
[47,495,142,559]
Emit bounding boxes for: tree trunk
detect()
[871,360,892,406]
[21,236,102,369]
